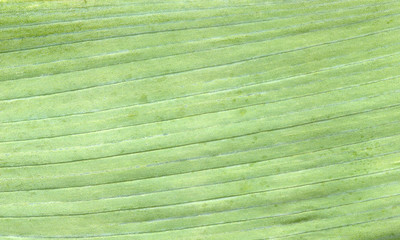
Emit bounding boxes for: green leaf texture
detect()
[1,0,400,239]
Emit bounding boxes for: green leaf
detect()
[0,0,399,239]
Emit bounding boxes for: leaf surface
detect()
[0,0,399,239]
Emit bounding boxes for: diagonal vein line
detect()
[1,0,391,51]
[3,127,400,205]
[1,169,399,238]
[4,2,389,70]
[4,73,399,155]
[3,45,399,126]
[3,147,400,217]
[2,57,400,143]
[2,106,399,192]
[2,87,399,170]
[0,3,267,32]
[0,0,367,31]
[270,215,400,239]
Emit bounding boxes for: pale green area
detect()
[0,0,399,239]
